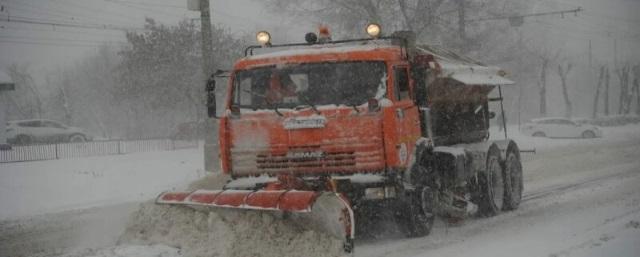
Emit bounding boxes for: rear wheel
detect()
[532,131,546,137]
[503,151,523,210]
[15,135,32,145]
[582,130,596,139]
[478,150,505,216]
[396,187,435,237]
[68,134,86,143]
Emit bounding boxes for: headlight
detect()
[256,31,271,45]
[366,23,381,38]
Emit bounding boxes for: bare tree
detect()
[528,48,559,116]
[633,65,640,115]
[6,64,44,119]
[616,63,631,114]
[592,66,605,118]
[557,62,573,118]
[538,58,549,116]
[604,67,611,116]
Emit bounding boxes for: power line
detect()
[105,0,263,26]
[466,7,583,23]
[54,0,143,24]
[0,35,127,45]
[531,19,640,43]
[8,0,141,27]
[105,0,184,9]
[0,15,144,31]
[103,0,194,20]
[0,23,125,36]
[0,38,124,48]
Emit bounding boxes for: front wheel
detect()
[395,187,435,237]
[582,130,596,139]
[68,134,86,143]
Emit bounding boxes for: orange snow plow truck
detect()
[157,24,523,253]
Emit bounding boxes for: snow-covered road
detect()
[0,125,639,257]
[357,137,640,257]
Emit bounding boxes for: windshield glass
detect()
[231,61,386,110]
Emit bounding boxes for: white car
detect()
[6,119,92,145]
[521,117,603,138]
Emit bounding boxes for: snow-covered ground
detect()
[0,124,639,257]
[0,148,205,220]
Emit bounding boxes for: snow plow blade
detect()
[156,189,355,253]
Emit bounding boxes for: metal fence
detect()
[0,138,199,163]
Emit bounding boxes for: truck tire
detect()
[478,148,505,216]
[15,135,32,145]
[395,187,435,237]
[68,134,86,143]
[503,150,523,210]
[532,132,546,137]
[582,130,596,139]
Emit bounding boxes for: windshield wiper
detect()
[348,102,360,113]
[240,89,284,117]
[297,94,320,115]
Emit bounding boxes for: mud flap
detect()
[156,190,355,253]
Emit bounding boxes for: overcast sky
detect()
[0,0,638,84]
[0,0,312,79]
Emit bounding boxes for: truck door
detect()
[390,65,421,168]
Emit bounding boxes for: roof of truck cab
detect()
[236,42,403,69]
[235,41,514,86]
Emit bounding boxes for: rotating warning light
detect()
[318,25,331,42]
[366,23,381,38]
[256,31,271,45]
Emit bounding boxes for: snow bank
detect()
[117,202,348,257]
[60,244,181,257]
[0,148,204,220]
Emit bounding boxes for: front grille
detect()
[231,138,384,176]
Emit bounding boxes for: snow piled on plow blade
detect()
[118,201,351,257]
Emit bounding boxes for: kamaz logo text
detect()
[286,151,325,159]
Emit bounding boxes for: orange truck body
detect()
[219,46,422,178]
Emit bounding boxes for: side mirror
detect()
[206,75,217,118]
[489,111,496,119]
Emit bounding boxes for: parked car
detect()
[521,117,603,138]
[6,119,92,145]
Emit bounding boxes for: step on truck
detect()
[157,23,523,254]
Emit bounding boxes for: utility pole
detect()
[199,0,214,76]
[589,39,593,69]
[613,38,618,69]
[189,0,218,172]
[457,0,466,51]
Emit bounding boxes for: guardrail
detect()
[0,138,199,163]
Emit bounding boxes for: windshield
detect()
[231,61,386,110]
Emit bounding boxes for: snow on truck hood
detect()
[244,43,397,60]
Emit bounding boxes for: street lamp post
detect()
[0,73,15,150]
